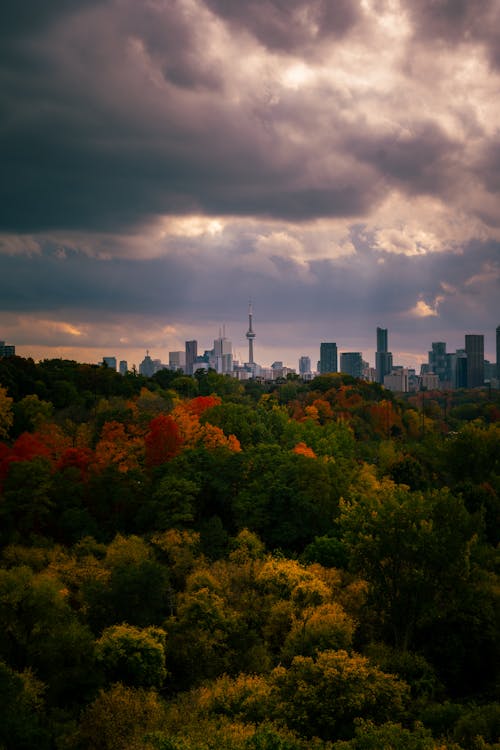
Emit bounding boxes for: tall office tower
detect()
[340,352,363,379]
[102,356,117,371]
[214,331,233,374]
[185,340,198,375]
[377,327,388,353]
[246,303,256,365]
[299,356,311,375]
[0,341,15,357]
[119,360,128,376]
[320,343,338,374]
[169,351,186,371]
[497,325,500,380]
[455,349,468,388]
[375,326,393,384]
[428,342,448,383]
[139,351,155,378]
[465,334,484,388]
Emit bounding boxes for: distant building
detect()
[454,349,468,388]
[375,327,392,384]
[320,343,337,374]
[484,360,497,381]
[119,360,128,376]
[0,341,15,357]
[340,352,363,379]
[428,342,448,383]
[214,333,233,374]
[420,372,440,390]
[299,356,311,376]
[185,340,198,375]
[102,356,117,371]
[384,368,409,393]
[139,351,155,378]
[465,334,484,388]
[169,351,186,371]
[246,304,256,365]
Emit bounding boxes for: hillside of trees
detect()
[0,355,499,750]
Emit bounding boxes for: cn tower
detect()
[246,301,256,364]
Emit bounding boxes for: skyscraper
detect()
[102,356,117,371]
[169,351,186,371]
[139,351,155,377]
[340,352,363,379]
[320,343,337,374]
[246,303,256,365]
[428,342,448,383]
[185,340,197,375]
[299,356,311,375]
[0,341,15,357]
[465,334,484,388]
[214,331,233,374]
[375,326,392,384]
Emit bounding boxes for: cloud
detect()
[1,0,499,367]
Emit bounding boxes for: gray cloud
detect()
[203,0,361,53]
[1,0,499,366]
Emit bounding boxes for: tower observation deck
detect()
[246,302,256,365]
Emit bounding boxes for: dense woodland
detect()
[0,355,499,750]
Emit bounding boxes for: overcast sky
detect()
[1,0,499,371]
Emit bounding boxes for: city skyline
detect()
[1,2,500,364]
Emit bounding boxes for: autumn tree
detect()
[96,624,168,688]
[0,384,14,439]
[145,414,183,467]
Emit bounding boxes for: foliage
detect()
[0,358,499,748]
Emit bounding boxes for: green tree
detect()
[0,660,50,749]
[96,624,168,688]
[0,383,13,438]
[79,683,165,750]
[340,483,480,651]
[271,649,409,741]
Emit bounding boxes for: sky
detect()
[1,0,499,372]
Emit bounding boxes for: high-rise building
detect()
[119,360,128,376]
[139,351,155,378]
[376,327,388,353]
[320,343,337,374]
[465,334,484,388]
[185,340,198,375]
[169,351,186,371]
[0,341,15,357]
[496,325,500,380]
[428,342,448,383]
[340,352,363,379]
[102,356,117,371]
[384,368,409,392]
[246,303,256,365]
[299,356,311,375]
[375,327,392,384]
[454,349,468,388]
[214,332,233,374]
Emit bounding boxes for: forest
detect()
[0,355,499,750]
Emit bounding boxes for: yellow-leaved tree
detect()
[0,384,13,439]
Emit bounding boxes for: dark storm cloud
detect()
[0,246,190,316]
[404,0,500,69]
[0,0,379,234]
[203,0,361,53]
[0,0,104,42]
[345,122,460,197]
